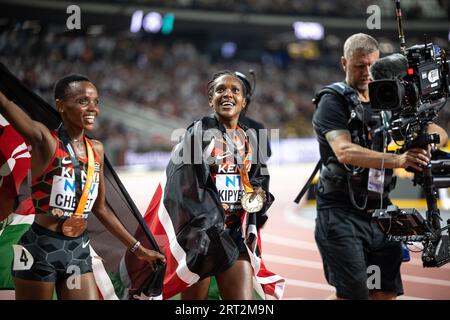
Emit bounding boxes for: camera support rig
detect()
[370,0,450,268]
[373,128,450,267]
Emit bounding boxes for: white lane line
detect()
[265,233,450,272]
[264,233,450,270]
[284,206,315,230]
[284,294,428,300]
[276,205,450,272]
[264,254,323,269]
[285,278,333,291]
[405,257,450,270]
[263,234,318,251]
[265,254,450,287]
[397,295,428,300]
[285,280,428,300]
[402,275,450,287]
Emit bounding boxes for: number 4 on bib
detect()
[12,245,34,270]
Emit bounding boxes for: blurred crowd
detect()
[1,25,449,165]
[57,0,449,19]
[0,28,342,141]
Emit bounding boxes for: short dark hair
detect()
[207,70,247,100]
[343,33,379,59]
[54,74,91,100]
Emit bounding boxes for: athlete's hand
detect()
[250,186,267,203]
[134,246,166,271]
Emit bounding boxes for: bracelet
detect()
[129,240,141,253]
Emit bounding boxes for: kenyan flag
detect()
[0,114,33,290]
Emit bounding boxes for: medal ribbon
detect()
[223,131,253,194]
[74,138,94,216]
[58,125,95,218]
[236,153,253,194]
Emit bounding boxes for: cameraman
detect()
[312,33,448,300]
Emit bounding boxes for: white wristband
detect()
[129,240,141,253]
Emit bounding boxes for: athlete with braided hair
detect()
[178,70,275,299]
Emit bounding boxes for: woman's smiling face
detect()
[209,74,246,124]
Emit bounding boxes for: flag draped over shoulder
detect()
[145,117,285,299]
[0,63,164,299]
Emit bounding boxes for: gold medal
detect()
[62,216,87,237]
[241,192,264,213]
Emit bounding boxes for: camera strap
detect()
[314,82,371,153]
[314,82,370,210]
[294,159,322,204]
[313,82,362,121]
[314,82,370,145]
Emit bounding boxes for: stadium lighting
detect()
[130,10,175,34]
[221,42,237,59]
[292,21,324,40]
[161,14,175,35]
[142,12,163,33]
[130,10,143,33]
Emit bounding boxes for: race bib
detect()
[215,174,243,204]
[49,175,99,214]
[12,244,34,271]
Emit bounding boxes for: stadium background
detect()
[0,0,450,299]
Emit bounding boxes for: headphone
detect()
[234,70,256,106]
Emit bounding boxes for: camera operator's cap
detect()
[234,71,252,105]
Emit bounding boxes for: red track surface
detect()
[3,165,448,300]
[259,164,450,300]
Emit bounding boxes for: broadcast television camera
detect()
[368,1,450,267]
[369,45,450,144]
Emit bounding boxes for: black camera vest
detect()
[314,82,395,210]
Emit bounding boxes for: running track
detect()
[259,164,450,300]
[2,164,448,300]
[122,164,450,300]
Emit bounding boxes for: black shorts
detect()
[315,207,404,299]
[12,222,93,282]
